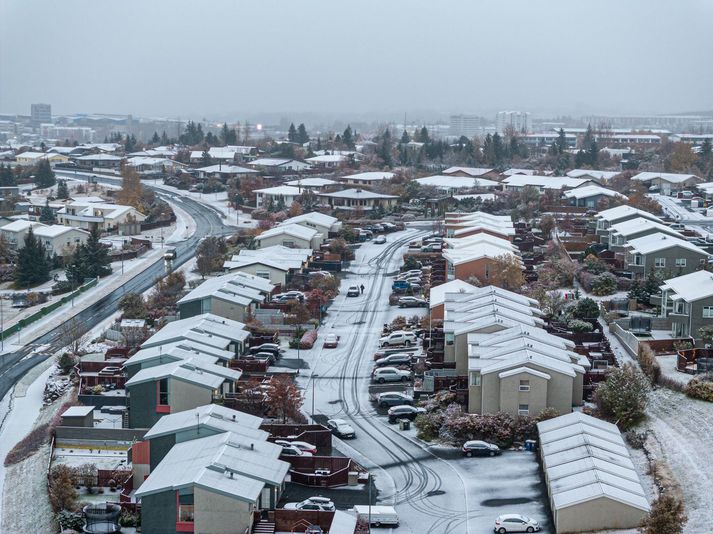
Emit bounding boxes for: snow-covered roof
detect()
[136,431,288,502]
[306,154,346,163]
[281,211,339,229]
[318,188,398,200]
[444,285,538,309]
[469,324,575,350]
[257,223,318,242]
[477,349,579,377]
[566,169,620,181]
[0,219,41,233]
[284,177,339,187]
[250,158,307,168]
[538,412,649,513]
[141,314,249,350]
[179,273,274,307]
[632,171,701,184]
[34,225,88,239]
[661,270,713,302]
[595,205,662,223]
[450,222,516,238]
[442,167,495,177]
[196,164,257,174]
[414,175,499,190]
[76,154,123,161]
[626,232,708,256]
[445,232,517,250]
[62,406,95,418]
[339,171,395,182]
[502,168,535,176]
[144,404,265,441]
[254,185,302,197]
[235,245,311,262]
[125,358,240,389]
[562,185,627,201]
[502,175,591,189]
[429,280,478,309]
[126,156,176,167]
[609,217,682,239]
[443,245,520,266]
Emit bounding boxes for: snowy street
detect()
[292,230,552,534]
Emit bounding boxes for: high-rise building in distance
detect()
[449,114,482,138]
[496,110,531,134]
[31,103,52,125]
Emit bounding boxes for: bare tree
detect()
[58,317,89,355]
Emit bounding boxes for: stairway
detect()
[253,519,275,534]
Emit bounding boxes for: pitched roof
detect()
[661,270,713,302]
[502,175,591,189]
[609,217,682,239]
[339,171,395,182]
[626,232,708,256]
[281,211,339,229]
[596,205,663,223]
[429,280,478,309]
[141,314,249,350]
[256,223,318,242]
[442,167,495,177]
[566,169,620,181]
[143,404,265,441]
[125,358,239,389]
[632,171,700,184]
[562,185,627,200]
[318,188,398,200]
[285,177,339,187]
[178,273,274,307]
[414,175,499,190]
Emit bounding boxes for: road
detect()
[301,230,551,534]
[0,173,233,402]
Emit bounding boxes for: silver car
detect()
[493,514,541,533]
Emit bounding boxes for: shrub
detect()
[638,344,661,385]
[684,374,713,402]
[591,272,618,296]
[299,329,318,349]
[639,494,687,534]
[48,464,77,513]
[616,276,632,292]
[673,340,693,352]
[568,319,593,333]
[56,510,84,531]
[4,422,51,466]
[594,364,650,430]
[571,297,600,320]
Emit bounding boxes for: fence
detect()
[0,278,98,341]
[610,322,640,357]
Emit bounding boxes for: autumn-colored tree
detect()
[119,293,147,319]
[148,270,186,311]
[286,301,311,325]
[538,214,556,238]
[116,165,143,210]
[287,200,303,218]
[629,187,663,215]
[48,464,77,513]
[266,376,304,423]
[196,236,227,278]
[668,142,697,173]
[489,254,525,291]
[639,494,687,534]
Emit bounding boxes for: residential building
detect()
[502,175,594,191]
[318,188,398,212]
[254,223,322,250]
[254,185,302,209]
[126,156,183,174]
[56,201,146,234]
[562,185,627,208]
[125,358,241,428]
[496,111,531,134]
[538,412,649,534]
[140,313,250,356]
[449,114,483,137]
[660,270,713,338]
[625,233,709,279]
[337,171,395,187]
[631,171,702,195]
[190,146,258,163]
[443,234,521,283]
[15,151,69,166]
[195,164,258,180]
[223,245,311,286]
[414,175,499,192]
[444,212,515,240]
[248,158,311,172]
[280,211,342,236]
[441,167,500,180]
[566,169,621,182]
[429,279,478,321]
[305,154,348,168]
[34,225,90,256]
[594,205,663,241]
[75,153,124,169]
[607,217,683,252]
[178,273,274,323]
[135,430,288,534]
[284,177,339,190]
[123,343,237,381]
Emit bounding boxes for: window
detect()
[704,306,713,318]
[518,404,529,416]
[255,270,271,279]
[674,301,686,314]
[655,257,666,268]
[177,491,195,526]
[282,240,295,248]
[675,258,686,267]
[632,254,643,266]
[469,372,481,387]
[519,379,530,391]
[158,378,169,406]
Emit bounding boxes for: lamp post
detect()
[311,373,318,421]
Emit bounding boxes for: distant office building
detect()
[450,114,482,137]
[496,111,531,134]
[40,124,95,143]
[31,103,51,125]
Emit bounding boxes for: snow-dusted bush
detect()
[639,494,687,534]
[638,343,661,385]
[594,364,650,430]
[591,272,618,296]
[684,374,713,402]
[567,319,593,333]
[56,510,83,531]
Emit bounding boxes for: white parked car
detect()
[374,235,387,244]
[379,331,417,347]
[274,440,317,455]
[284,496,335,512]
[372,366,411,383]
[493,514,541,533]
[326,418,356,439]
[279,445,312,457]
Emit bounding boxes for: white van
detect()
[353,505,399,527]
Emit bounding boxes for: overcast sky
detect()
[1,0,711,122]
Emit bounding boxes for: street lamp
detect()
[311,373,318,421]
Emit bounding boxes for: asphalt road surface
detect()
[0,174,233,402]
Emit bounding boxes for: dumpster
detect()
[524,439,536,451]
[399,419,411,431]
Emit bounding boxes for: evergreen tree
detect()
[201,150,212,167]
[288,123,298,142]
[400,130,411,144]
[0,164,16,187]
[34,159,56,188]
[124,134,137,153]
[15,227,51,288]
[297,123,309,144]
[316,137,322,151]
[65,245,87,288]
[492,133,505,165]
[82,227,112,278]
[160,131,169,145]
[419,126,430,144]
[342,125,355,149]
[56,179,70,199]
[40,200,55,223]
[555,128,568,154]
[150,131,160,145]
[205,132,219,146]
[482,134,495,165]
[221,122,231,145]
[377,128,393,167]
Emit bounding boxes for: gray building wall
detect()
[178,299,205,319]
[140,490,177,534]
[171,379,214,414]
[257,234,311,250]
[555,496,648,533]
[128,380,157,429]
[149,434,177,472]
[627,246,708,279]
[194,486,254,534]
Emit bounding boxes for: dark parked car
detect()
[398,296,428,308]
[326,419,356,439]
[387,405,426,423]
[374,353,414,368]
[249,343,282,357]
[462,440,501,457]
[376,392,414,408]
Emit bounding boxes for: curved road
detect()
[0,174,233,401]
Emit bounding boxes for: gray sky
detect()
[1,0,711,121]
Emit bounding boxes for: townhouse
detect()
[562,185,627,208]
[594,205,663,242]
[248,158,311,173]
[223,245,311,286]
[441,167,500,180]
[0,220,89,256]
[443,233,521,283]
[254,185,302,209]
[280,211,342,237]
[659,270,713,338]
[284,177,339,191]
[317,188,398,212]
[429,279,478,321]
[337,171,394,187]
[625,233,709,279]
[565,169,621,182]
[178,273,274,323]
[194,164,258,180]
[56,201,147,234]
[444,213,516,240]
[502,175,595,192]
[607,217,683,252]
